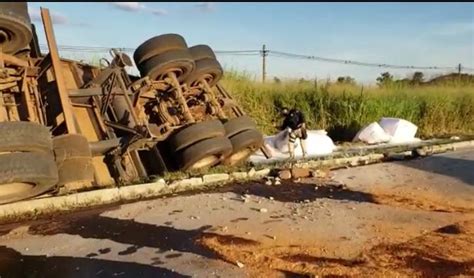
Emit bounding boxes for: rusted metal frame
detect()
[103,120,141,135]
[29,79,46,125]
[20,69,38,122]
[101,71,150,179]
[165,72,195,124]
[40,7,78,133]
[116,69,141,126]
[90,96,108,137]
[68,87,103,97]
[36,53,52,79]
[199,79,227,119]
[215,82,272,159]
[90,94,131,184]
[71,102,94,108]
[100,72,117,116]
[0,53,29,68]
[0,90,9,121]
[69,62,84,88]
[5,93,20,121]
[215,83,243,116]
[127,146,148,179]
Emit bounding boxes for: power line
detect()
[38,43,473,72]
[268,50,458,71]
[38,44,260,55]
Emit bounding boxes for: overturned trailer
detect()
[0,3,270,204]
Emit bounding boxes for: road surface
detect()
[0,148,473,277]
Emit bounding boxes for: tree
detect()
[376,72,394,87]
[336,76,356,85]
[273,77,281,84]
[411,71,424,85]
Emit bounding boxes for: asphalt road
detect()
[0,148,473,277]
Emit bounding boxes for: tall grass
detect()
[221,71,474,141]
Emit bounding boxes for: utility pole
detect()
[261,44,268,83]
[458,63,462,74]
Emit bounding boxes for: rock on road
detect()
[0,148,473,277]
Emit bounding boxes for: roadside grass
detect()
[220,71,474,141]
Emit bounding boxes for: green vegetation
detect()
[221,71,474,141]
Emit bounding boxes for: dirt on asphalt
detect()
[195,181,474,277]
[0,149,473,277]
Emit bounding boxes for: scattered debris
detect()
[291,167,311,178]
[278,170,292,180]
[236,261,245,268]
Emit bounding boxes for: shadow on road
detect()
[0,245,188,278]
[214,180,378,204]
[28,215,221,260]
[396,153,474,186]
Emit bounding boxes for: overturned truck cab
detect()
[0,3,270,205]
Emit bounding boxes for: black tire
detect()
[52,134,94,186]
[134,34,188,66]
[13,45,31,59]
[189,44,217,61]
[168,120,226,152]
[138,49,195,82]
[179,136,233,170]
[223,115,257,138]
[185,58,223,87]
[53,134,92,162]
[0,121,52,153]
[56,157,95,186]
[223,129,263,166]
[0,3,30,20]
[0,152,58,204]
[0,3,32,54]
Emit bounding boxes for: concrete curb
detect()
[0,139,473,223]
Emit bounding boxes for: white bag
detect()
[353,122,391,144]
[379,117,418,142]
[302,130,336,155]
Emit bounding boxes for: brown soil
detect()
[196,220,474,277]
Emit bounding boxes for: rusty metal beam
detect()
[0,53,29,68]
[40,7,77,134]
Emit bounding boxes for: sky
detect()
[26,2,474,84]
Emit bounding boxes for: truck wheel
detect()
[223,129,263,166]
[0,3,32,54]
[189,44,217,61]
[52,134,94,187]
[179,136,233,170]
[138,49,195,82]
[223,115,258,138]
[0,152,58,205]
[134,34,188,66]
[53,134,91,161]
[185,58,223,88]
[0,121,52,153]
[168,120,225,152]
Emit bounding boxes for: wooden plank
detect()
[40,7,77,134]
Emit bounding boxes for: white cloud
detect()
[150,8,168,16]
[28,8,69,25]
[111,2,146,12]
[194,2,216,13]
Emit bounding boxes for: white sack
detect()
[353,122,391,144]
[379,117,418,143]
